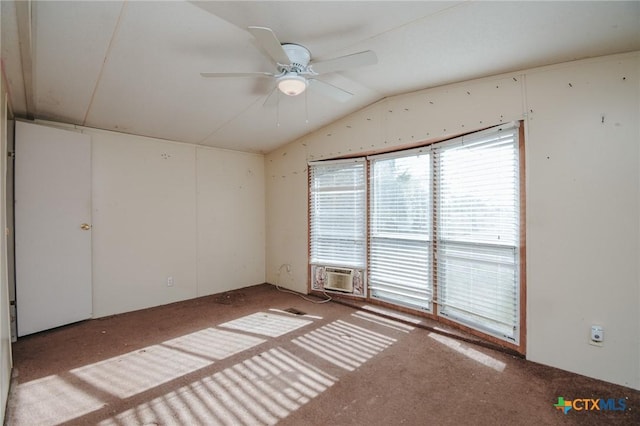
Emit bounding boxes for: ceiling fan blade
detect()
[308,79,353,103]
[247,26,291,65]
[200,72,274,78]
[310,50,377,74]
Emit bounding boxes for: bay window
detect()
[309,122,523,347]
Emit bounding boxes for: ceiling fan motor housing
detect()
[281,44,311,72]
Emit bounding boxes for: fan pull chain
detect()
[305,88,309,124]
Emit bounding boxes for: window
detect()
[309,123,522,346]
[309,159,366,269]
[434,125,520,343]
[369,149,432,311]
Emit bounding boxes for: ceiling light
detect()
[277,73,307,96]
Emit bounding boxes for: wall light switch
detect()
[167,276,174,287]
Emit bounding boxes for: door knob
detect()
[80,223,91,230]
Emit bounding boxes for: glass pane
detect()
[438,136,518,246]
[370,154,432,311]
[438,242,517,338]
[436,128,520,342]
[310,161,366,268]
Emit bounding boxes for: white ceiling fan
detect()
[200,26,377,104]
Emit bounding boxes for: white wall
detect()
[265,52,640,390]
[196,148,265,296]
[0,59,12,424]
[90,129,265,317]
[525,55,640,390]
[35,123,265,318]
[0,3,13,419]
[91,131,198,316]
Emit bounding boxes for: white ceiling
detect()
[2,1,639,154]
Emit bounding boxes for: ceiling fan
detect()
[200,26,377,104]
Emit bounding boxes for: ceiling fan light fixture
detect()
[277,73,307,96]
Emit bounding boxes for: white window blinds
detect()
[308,123,521,345]
[369,150,432,310]
[435,124,520,342]
[309,159,366,268]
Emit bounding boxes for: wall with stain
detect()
[265,51,640,389]
[524,54,639,390]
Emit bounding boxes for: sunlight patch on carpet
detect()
[292,319,397,371]
[162,328,266,360]
[98,348,337,426]
[70,328,265,398]
[7,374,105,425]
[362,305,423,324]
[352,310,415,333]
[428,332,506,372]
[219,312,313,337]
[268,308,323,320]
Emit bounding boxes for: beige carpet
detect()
[6,284,639,425]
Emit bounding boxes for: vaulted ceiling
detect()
[2,1,639,153]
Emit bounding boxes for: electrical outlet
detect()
[167,276,174,287]
[589,325,603,347]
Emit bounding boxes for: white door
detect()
[15,121,92,336]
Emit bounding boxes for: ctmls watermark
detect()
[554,397,628,414]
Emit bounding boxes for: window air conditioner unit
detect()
[324,267,354,293]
